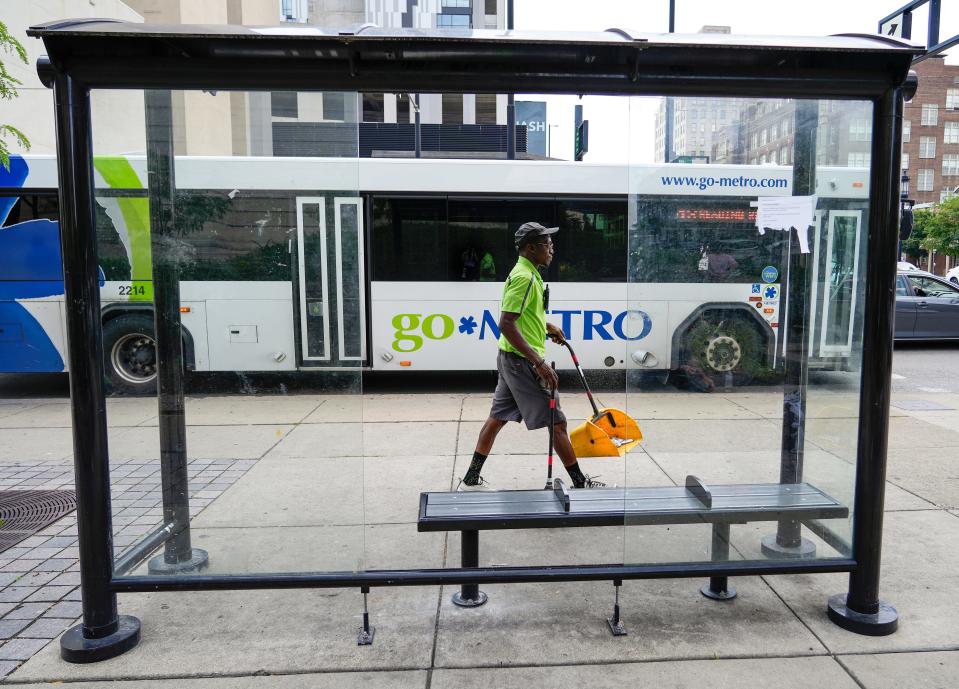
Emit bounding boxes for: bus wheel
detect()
[680,314,771,389]
[102,314,158,396]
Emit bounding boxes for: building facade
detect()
[901,57,959,206]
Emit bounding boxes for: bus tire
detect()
[678,312,774,389]
[102,314,158,396]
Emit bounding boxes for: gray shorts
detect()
[490,350,567,430]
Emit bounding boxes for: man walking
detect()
[458,222,604,490]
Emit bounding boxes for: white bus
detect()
[0,155,868,393]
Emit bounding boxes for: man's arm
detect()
[499,311,559,389]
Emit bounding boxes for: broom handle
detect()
[547,361,555,485]
[562,342,601,419]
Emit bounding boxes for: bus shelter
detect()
[26,20,919,663]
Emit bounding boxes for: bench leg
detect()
[452,530,488,608]
[701,523,737,601]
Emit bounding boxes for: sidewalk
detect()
[0,388,956,688]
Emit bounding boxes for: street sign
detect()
[574,120,589,161]
[880,11,910,39]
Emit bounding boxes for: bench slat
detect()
[418,482,847,531]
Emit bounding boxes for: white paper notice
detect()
[755,195,817,253]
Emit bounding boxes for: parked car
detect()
[898,260,920,272]
[947,266,959,284]
[896,270,959,340]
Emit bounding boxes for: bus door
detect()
[294,196,367,367]
[808,209,862,361]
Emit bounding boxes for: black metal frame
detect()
[27,20,919,660]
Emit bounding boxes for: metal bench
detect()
[419,476,847,633]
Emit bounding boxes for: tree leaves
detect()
[0,20,30,170]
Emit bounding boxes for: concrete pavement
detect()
[0,385,956,688]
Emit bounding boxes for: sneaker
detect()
[456,476,493,491]
[579,475,607,488]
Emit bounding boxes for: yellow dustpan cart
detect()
[562,342,642,458]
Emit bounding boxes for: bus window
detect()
[447,199,552,282]
[372,197,447,281]
[555,200,626,282]
[632,197,789,284]
[0,194,61,282]
[174,192,294,281]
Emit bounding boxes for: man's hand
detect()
[533,358,559,390]
[546,322,567,345]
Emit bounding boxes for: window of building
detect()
[942,154,959,176]
[750,133,758,149]
[948,89,959,110]
[475,94,496,124]
[946,121,959,144]
[770,123,778,140]
[918,168,934,191]
[903,119,911,142]
[920,136,936,158]
[280,0,308,23]
[442,94,463,124]
[362,93,385,123]
[271,91,298,118]
[849,118,870,142]
[781,119,789,137]
[780,146,788,165]
[921,103,938,126]
[902,152,909,170]
[769,150,777,164]
[760,129,767,145]
[847,152,871,167]
[323,92,346,121]
[437,13,471,27]
[485,0,496,13]
[442,0,470,6]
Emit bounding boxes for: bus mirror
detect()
[631,350,659,368]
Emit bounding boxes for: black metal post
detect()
[827,84,904,636]
[414,94,422,159]
[506,0,515,160]
[49,70,141,663]
[607,579,627,635]
[701,523,736,600]
[143,90,208,576]
[357,586,375,645]
[762,98,818,560]
[451,530,487,607]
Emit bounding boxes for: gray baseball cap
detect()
[515,221,559,248]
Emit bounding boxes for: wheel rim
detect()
[110,332,157,385]
[704,335,742,372]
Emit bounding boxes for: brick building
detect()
[902,57,959,206]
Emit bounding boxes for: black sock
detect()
[566,462,586,488]
[464,451,488,485]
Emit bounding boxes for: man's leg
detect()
[462,416,507,487]
[476,416,508,456]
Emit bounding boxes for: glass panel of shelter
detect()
[91,89,367,578]
[625,96,869,573]
[78,87,871,580]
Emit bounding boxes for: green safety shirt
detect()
[498,255,546,359]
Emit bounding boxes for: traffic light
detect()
[574,120,589,161]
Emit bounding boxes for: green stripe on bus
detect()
[93,157,153,302]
